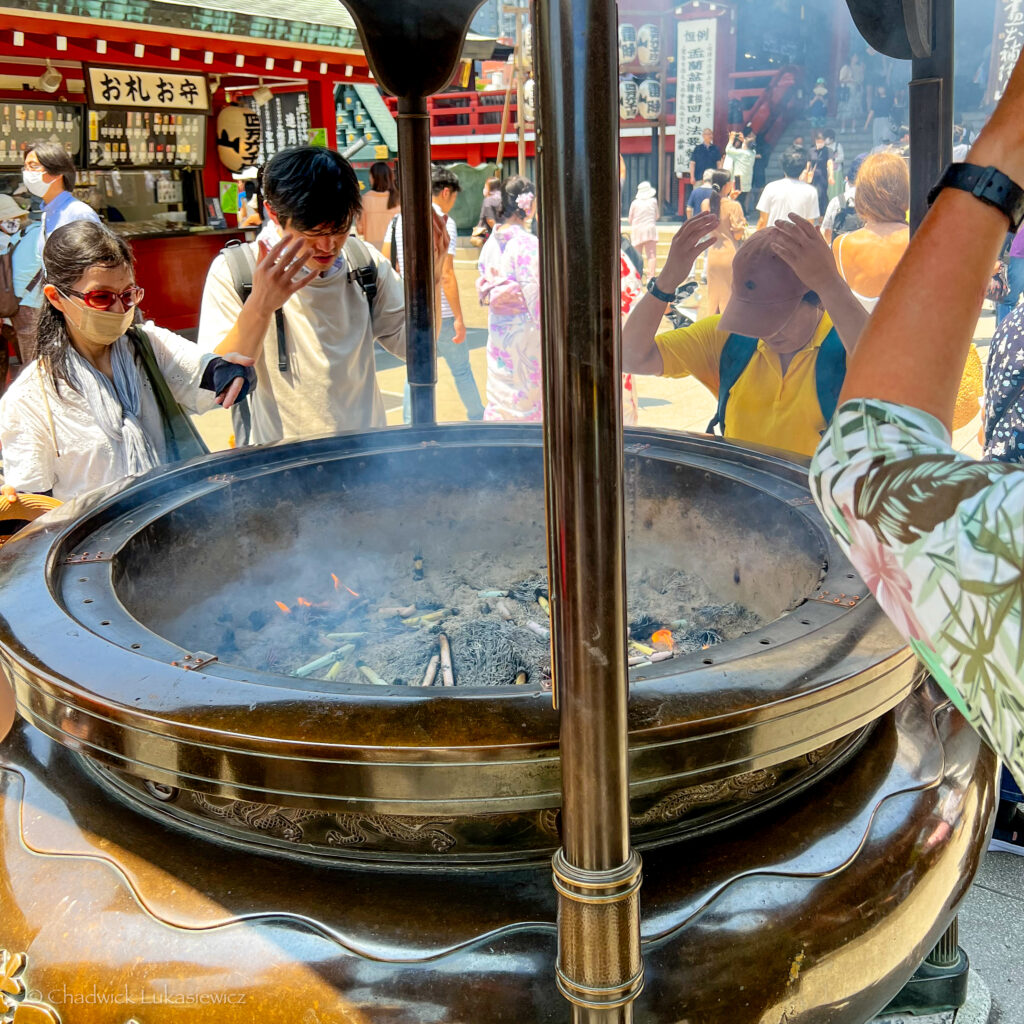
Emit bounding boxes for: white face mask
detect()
[60,296,135,347]
[22,169,50,198]
[0,219,21,235]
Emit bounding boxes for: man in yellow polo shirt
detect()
[622,212,868,457]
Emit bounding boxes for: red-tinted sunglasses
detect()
[60,286,145,311]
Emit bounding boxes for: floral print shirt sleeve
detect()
[810,398,1024,780]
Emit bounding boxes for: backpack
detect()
[219,235,379,444]
[832,193,863,237]
[706,327,847,437]
[0,236,23,318]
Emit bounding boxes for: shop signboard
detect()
[86,66,210,114]
[674,18,717,178]
[251,92,311,165]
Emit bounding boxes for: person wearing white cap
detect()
[628,180,659,279]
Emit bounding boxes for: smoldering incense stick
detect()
[421,654,440,687]
[438,633,455,687]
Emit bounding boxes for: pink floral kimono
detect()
[476,223,643,423]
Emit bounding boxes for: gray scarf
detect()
[67,335,160,478]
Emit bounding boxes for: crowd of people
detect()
[1,51,1024,853]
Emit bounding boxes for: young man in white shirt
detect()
[756,148,822,229]
[198,146,406,445]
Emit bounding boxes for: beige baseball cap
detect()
[717,228,809,338]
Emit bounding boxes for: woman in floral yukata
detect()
[809,47,1024,815]
[475,176,643,423]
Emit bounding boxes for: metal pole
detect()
[909,0,953,233]
[515,7,527,174]
[497,67,516,174]
[534,0,644,1017]
[395,95,437,425]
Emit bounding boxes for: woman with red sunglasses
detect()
[0,220,259,502]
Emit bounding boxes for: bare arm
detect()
[771,215,868,353]
[689,161,696,183]
[441,253,466,343]
[756,211,769,230]
[839,56,1024,425]
[622,212,718,375]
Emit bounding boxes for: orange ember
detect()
[296,597,313,608]
[331,573,359,598]
[652,629,673,648]
[275,601,291,614]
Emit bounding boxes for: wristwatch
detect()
[927,163,1024,231]
[646,278,675,303]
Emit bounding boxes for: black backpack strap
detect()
[706,332,758,435]
[343,235,379,311]
[220,239,288,373]
[126,325,209,462]
[813,326,847,426]
[387,215,400,272]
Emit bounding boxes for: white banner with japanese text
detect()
[986,0,1024,105]
[674,18,716,178]
[86,66,210,113]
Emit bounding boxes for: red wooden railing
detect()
[727,65,803,147]
[383,90,520,136]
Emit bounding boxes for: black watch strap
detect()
[647,278,675,303]
[927,163,1024,231]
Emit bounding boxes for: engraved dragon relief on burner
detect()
[536,745,843,840]
[189,793,458,853]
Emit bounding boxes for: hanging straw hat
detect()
[635,181,656,200]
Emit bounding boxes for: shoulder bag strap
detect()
[35,361,60,457]
[126,326,209,462]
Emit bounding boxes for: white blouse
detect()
[0,323,216,502]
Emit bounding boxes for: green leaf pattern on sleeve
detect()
[811,399,1024,781]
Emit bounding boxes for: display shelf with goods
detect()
[87,109,206,170]
[0,101,84,167]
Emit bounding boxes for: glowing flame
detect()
[275,601,291,615]
[331,573,359,598]
[652,629,673,648]
[297,597,313,608]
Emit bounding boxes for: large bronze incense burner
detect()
[0,424,997,1022]
[0,0,996,1019]
[1,426,908,862]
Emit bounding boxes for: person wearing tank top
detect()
[829,152,909,313]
